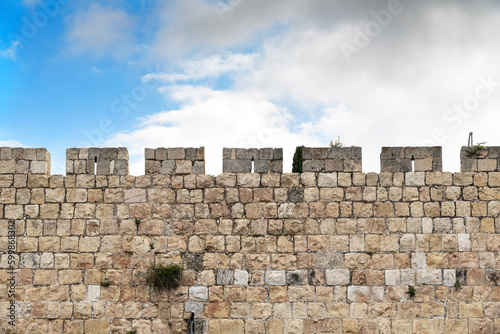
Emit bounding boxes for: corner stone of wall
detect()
[302,146,362,172]
[145,147,205,175]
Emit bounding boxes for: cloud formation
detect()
[0,139,25,147]
[66,4,137,60]
[1,40,21,61]
[105,0,500,175]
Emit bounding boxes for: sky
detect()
[1,0,500,176]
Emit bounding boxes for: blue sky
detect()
[2,0,500,175]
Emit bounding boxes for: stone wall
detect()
[145,147,205,175]
[460,146,500,172]
[1,146,500,333]
[302,147,362,173]
[222,148,283,173]
[66,148,128,176]
[381,147,442,173]
[0,147,50,176]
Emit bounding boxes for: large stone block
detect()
[326,269,350,285]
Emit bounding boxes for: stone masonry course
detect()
[0,145,499,333]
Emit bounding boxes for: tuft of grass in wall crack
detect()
[100,280,112,287]
[146,264,182,290]
[465,142,486,158]
[126,331,137,334]
[406,285,416,297]
[150,242,155,250]
[454,281,461,291]
[135,217,141,228]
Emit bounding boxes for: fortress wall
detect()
[0,146,499,333]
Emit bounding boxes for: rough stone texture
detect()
[1,145,499,333]
[265,270,286,286]
[381,146,442,172]
[0,147,50,175]
[325,269,350,286]
[145,147,205,175]
[302,146,362,172]
[66,147,128,175]
[461,146,500,172]
[222,148,283,173]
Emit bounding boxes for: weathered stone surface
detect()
[325,269,350,286]
[189,286,208,301]
[265,270,286,286]
[3,146,500,329]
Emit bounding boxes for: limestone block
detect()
[385,270,400,285]
[30,161,48,174]
[347,286,371,303]
[185,301,203,317]
[84,319,110,333]
[265,271,286,285]
[0,160,15,174]
[233,270,249,286]
[40,253,54,268]
[216,269,233,285]
[405,172,425,186]
[303,160,324,172]
[318,173,337,187]
[400,269,415,285]
[478,159,497,171]
[325,269,350,286]
[87,285,100,301]
[416,269,442,285]
[414,158,433,171]
[457,234,471,251]
[189,286,208,301]
[286,270,309,285]
[324,159,343,172]
[144,148,155,160]
[344,159,362,172]
[443,269,456,286]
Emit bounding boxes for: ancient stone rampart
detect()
[0,146,499,333]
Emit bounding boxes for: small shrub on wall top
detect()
[465,142,486,158]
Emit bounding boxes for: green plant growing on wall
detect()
[146,264,182,290]
[292,146,304,173]
[406,285,416,297]
[135,217,141,227]
[100,280,112,287]
[126,331,137,334]
[329,136,344,148]
[150,242,155,250]
[465,142,486,158]
[454,281,461,290]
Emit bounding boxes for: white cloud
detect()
[1,40,21,61]
[66,4,137,60]
[144,53,257,83]
[105,85,320,175]
[0,139,25,147]
[227,1,500,171]
[108,0,500,174]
